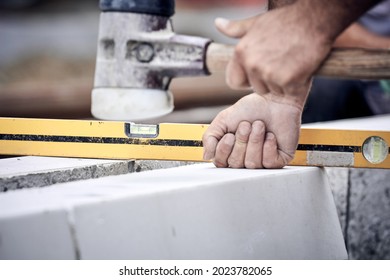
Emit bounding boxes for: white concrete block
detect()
[0,163,347,259]
[71,165,346,259]
[0,208,76,260]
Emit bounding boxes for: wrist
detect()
[258,86,310,112]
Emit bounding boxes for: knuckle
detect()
[278,76,292,88]
[261,67,274,82]
[235,43,246,59]
[246,60,260,74]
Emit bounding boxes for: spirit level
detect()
[0,118,389,168]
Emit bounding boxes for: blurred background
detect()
[0,0,266,123]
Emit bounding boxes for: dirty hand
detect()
[202,93,302,168]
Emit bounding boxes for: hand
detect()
[202,0,380,169]
[215,4,333,108]
[202,93,302,169]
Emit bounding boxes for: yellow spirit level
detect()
[0,118,389,168]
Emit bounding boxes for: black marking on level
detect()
[297,144,362,153]
[0,134,202,147]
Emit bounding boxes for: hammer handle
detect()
[206,43,390,80]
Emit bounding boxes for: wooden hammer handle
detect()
[206,43,390,80]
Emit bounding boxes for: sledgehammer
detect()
[92,0,390,121]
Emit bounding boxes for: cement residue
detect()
[0,160,196,192]
[0,161,133,192]
[133,160,196,172]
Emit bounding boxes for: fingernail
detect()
[266,132,274,140]
[215,17,230,29]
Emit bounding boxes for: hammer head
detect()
[92,0,211,121]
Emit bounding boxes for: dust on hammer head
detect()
[92,0,212,121]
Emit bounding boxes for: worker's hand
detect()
[202,93,302,168]
[204,4,331,169]
[214,3,333,108]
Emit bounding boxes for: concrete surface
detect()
[0,164,347,260]
[305,114,390,259]
[0,156,133,192]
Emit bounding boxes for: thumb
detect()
[215,16,257,39]
[262,132,293,168]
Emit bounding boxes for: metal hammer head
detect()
[92,0,211,121]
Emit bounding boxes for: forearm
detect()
[269,0,381,42]
[291,0,381,43]
[334,23,390,49]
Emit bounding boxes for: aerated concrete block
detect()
[0,199,76,259]
[0,164,347,260]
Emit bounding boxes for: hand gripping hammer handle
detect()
[206,43,390,80]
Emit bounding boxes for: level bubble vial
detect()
[362,136,388,164]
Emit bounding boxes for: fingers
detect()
[226,59,250,90]
[213,133,235,168]
[203,93,300,170]
[208,123,293,169]
[215,16,262,91]
[202,111,229,161]
[244,121,266,169]
[227,121,252,168]
[215,16,257,39]
[210,121,268,169]
[203,134,219,161]
[262,132,292,169]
